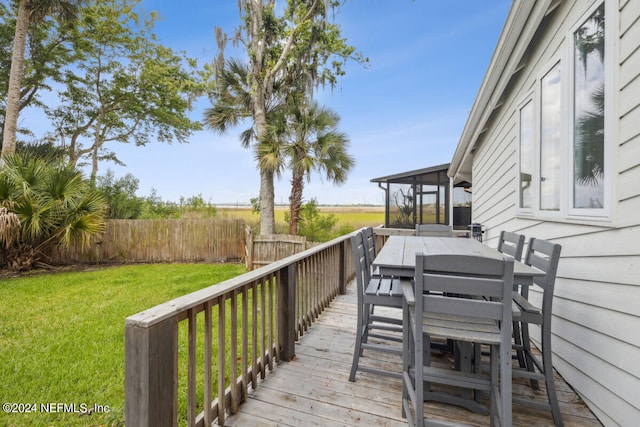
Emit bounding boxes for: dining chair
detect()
[402,253,514,427]
[415,223,453,237]
[497,230,525,261]
[512,237,563,426]
[497,230,527,368]
[349,230,408,381]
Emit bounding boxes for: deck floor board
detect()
[220,281,602,426]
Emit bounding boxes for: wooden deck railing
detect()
[124,232,356,427]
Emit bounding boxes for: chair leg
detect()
[521,322,540,389]
[490,344,499,427]
[401,304,409,419]
[500,342,512,427]
[513,320,526,368]
[415,327,424,426]
[349,301,366,382]
[361,303,372,351]
[542,328,564,427]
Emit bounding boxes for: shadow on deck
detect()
[220,281,602,426]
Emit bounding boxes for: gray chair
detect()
[497,230,525,261]
[512,237,563,426]
[415,223,453,237]
[402,253,514,426]
[349,231,408,381]
[497,230,527,368]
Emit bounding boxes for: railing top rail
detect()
[126,231,356,329]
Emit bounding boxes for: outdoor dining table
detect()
[373,235,544,286]
[372,234,545,414]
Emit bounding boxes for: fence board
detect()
[45,218,245,265]
[248,234,310,270]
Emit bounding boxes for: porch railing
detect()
[124,231,356,426]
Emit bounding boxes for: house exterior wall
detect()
[469,1,640,425]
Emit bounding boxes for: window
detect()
[518,100,534,209]
[517,2,608,220]
[573,3,605,210]
[540,63,562,212]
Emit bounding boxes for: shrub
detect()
[0,154,107,270]
[294,199,353,242]
[96,170,143,219]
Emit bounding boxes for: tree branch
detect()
[268,0,322,81]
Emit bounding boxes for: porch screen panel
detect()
[388,183,414,228]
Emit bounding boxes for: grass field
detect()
[216,205,385,231]
[0,263,246,427]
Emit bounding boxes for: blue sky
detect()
[29,1,512,205]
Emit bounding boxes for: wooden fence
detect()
[244,226,313,270]
[125,229,358,426]
[45,218,246,265]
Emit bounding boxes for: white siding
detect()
[469,0,640,425]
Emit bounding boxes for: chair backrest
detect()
[415,224,453,237]
[414,253,514,340]
[497,230,525,261]
[350,231,371,299]
[362,227,377,268]
[522,238,562,314]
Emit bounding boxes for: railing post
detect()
[338,240,347,295]
[277,264,296,361]
[125,317,177,427]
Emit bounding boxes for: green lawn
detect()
[0,263,246,427]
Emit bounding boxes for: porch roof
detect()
[370,163,451,186]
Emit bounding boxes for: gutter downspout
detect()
[377,182,389,228]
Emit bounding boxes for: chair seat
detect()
[365,276,407,297]
[410,307,502,345]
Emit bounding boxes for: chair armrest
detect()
[402,280,415,306]
[513,292,541,314]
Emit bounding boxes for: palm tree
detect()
[262,101,353,235]
[204,58,291,220]
[0,152,106,270]
[0,206,20,266]
[204,59,256,149]
[2,0,82,160]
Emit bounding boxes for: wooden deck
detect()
[219,281,602,426]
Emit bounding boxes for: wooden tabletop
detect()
[373,235,544,280]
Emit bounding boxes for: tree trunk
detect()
[90,142,99,185]
[1,0,31,159]
[260,168,275,234]
[254,104,275,235]
[288,172,304,235]
[246,1,276,235]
